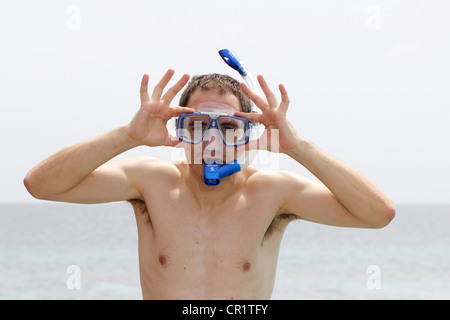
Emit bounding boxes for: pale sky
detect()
[1,0,449,204]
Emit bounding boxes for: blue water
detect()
[1,203,449,299]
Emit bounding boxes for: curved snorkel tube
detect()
[218,49,258,112]
[203,49,259,186]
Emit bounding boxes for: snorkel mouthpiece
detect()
[204,160,241,186]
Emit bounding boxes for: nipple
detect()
[242,261,251,272]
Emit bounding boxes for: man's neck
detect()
[184,163,244,211]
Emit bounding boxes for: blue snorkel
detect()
[203,159,241,186]
[202,49,258,186]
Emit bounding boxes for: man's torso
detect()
[128,159,297,299]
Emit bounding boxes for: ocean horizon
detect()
[1,202,449,300]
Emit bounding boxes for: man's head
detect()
[179,73,251,113]
[176,74,251,170]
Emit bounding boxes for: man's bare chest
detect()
[133,189,287,250]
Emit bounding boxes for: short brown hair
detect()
[179,73,251,113]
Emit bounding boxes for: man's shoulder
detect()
[120,156,176,167]
[246,167,305,183]
[120,156,183,179]
[245,168,309,190]
[245,169,317,204]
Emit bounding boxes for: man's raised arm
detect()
[24,70,193,204]
[24,126,141,203]
[238,75,395,229]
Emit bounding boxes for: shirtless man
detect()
[24,69,395,299]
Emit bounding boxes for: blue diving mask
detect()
[173,103,253,186]
[176,112,251,147]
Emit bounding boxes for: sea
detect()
[0,202,449,300]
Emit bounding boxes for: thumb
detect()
[164,134,182,147]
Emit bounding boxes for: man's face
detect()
[181,89,243,170]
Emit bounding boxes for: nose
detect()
[202,128,224,162]
[202,127,223,146]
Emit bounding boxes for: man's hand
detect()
[24,69,195,203]
[127,69,194,147]
[236,75,301,154]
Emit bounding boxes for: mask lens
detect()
[177,113,250,146]
[177,114,211,143]
[218,116,249,146]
